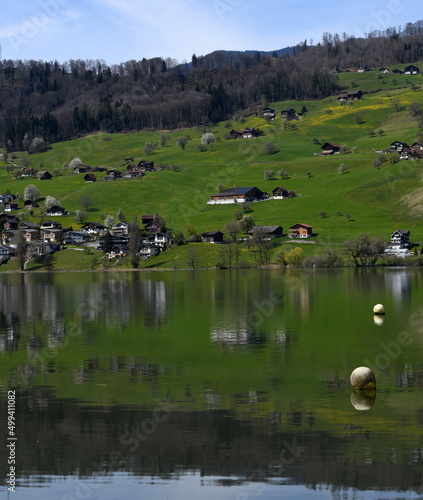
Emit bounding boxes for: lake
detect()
[1,268,423,499]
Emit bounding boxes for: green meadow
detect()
[1,66,423,269]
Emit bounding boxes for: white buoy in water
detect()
[350,366,376,390]
[373,304,385,315]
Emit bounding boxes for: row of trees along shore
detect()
[1,20,423,151]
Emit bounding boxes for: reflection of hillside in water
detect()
[0,275,170,353]
[1,388,423,495]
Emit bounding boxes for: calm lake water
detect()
[1,268,423,500]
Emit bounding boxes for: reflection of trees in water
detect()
[209,272,292,349]
[2,388,423,494]
[0,275,171,354]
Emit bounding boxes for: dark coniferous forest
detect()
[1,20,423,152]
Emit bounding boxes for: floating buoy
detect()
[373,304,385,315]
[350,366,376,390]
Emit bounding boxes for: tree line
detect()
[1,20,423,151]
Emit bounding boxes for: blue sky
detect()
[0,0,421,64]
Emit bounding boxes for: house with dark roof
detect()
[74,165,91,174]
[37,170,53,180]
[81,222,107,235]
[208,187,265,205]
[385,230,413,256]
[227,129,243,139]
[337,89,363,101]
[262,107,276,119]
[281,109,298,121]
[63,231,87,245]
[321,142,340,155]
[46,205,67,216]
[24,200,39,209]
[201,231,224,244]
[137,160,155,171]
[140,244,161,259]
[84,173,97,182]
[104,169,122,180]
[404,65,420,75]
[242,127,258,138]
[40,221,62,230]
[247,226,283,239]
[272,187,294,199]
[4,202,18,212]
[385,141,410,153]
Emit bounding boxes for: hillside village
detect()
[1,57,423,270]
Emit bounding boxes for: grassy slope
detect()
[1,65,423,269]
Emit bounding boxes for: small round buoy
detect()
[373,304,385,315]
[350,366,376,390]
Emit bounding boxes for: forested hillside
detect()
[1,20,423,152]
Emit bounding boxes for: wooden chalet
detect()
[81,222,107,235]
[392,68,404,74]
[42,228,63,243]
[288,223,313,239]
[137,160,155,171]
[1,214,19,230]
[37,170,53,180]
[242,127,258,138]
[262,107,276,119]
[208,187,264,205]
[404,65,420,75]
[386,141,409,153]
[247,226,283,239]
[390,230,411,249]
[104,169,122,180]
[321,142,340,155]
[281,109,298,121]
[40,221,62,230]
[385,230,413,256]
[46,205,67,216]
[74,165,91,174]
[201,231,224,244]
[5,202,18,212]
[379,67,389,73]
[141,215,155,225]
[19,222,40,231]
[144,221,162,233]
[337,89,363,101]
[84,173,97,182]
[20,167,35,177]
[24,200,39,209]
[228,129,243,139]
[272,187,292,199]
